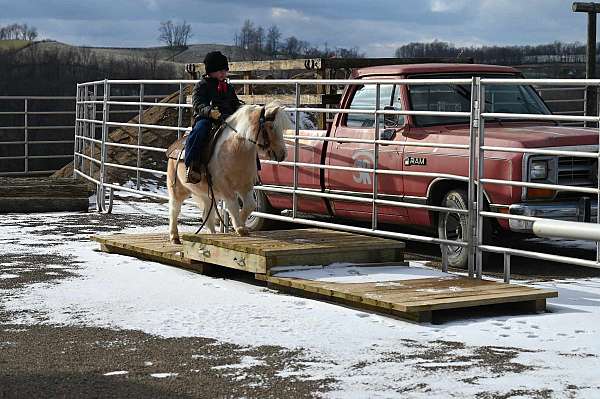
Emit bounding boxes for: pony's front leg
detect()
[239,190,257,226]
[223,196,248,236]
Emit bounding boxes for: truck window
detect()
[408,83,551,127]
[345,84,394,128]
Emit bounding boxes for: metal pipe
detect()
[91,84,98,178]
[467,76,479,278]
[532,219,600,241]
[372,83,380,231]
[99,80,109,212]
[476,79,485,279]
[292,83,300,218]
[24,98,28,174]
[137,83,144,190]
[504,253,511,283]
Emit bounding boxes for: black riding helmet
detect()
[203,51,229,74]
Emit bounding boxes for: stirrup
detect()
[186,166,202,184]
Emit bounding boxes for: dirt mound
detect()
[53,86,193,186]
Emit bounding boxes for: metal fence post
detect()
[91,84,97,177]
[99,79,109,212]
[503,252,511,283]
[467,77,479,278]
[372,83,381,231]
[292,82,300,218]
[597,85,600,263]
[23,98,28,174]
[137,83,145,190]
[177,82,183,140]
[73,88,79,179]
[475,78,485,279]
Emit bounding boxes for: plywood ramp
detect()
[0,177,91,213]
[257,274,558,322]
[92,233,211,274]
[181,228,405,274]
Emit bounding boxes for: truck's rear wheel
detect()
[437,189,492,269]
[245,189,277,232]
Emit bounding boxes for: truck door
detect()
[325,83,407,224]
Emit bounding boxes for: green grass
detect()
[0,40,31,51]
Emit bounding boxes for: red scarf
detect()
[217,81,227,94]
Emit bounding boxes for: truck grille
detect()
[557,157,597,187]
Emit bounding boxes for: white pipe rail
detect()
[532,219,600,241]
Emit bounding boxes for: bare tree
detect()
[159,20,175,47]
[0,23,38,40]
[159,20,192,48]
[173,20,192,47]
[265,25,281,56]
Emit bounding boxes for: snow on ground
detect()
[1,199,600,398]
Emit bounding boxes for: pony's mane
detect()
[226,104,261,142]
[225,101,292,144]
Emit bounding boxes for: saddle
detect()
[166,122,227,181]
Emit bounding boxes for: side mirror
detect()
[380,129,397,142]
[383,105,403,128]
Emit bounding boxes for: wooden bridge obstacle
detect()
[92,229,557,323]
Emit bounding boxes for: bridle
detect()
[247,106,275,150]
[220,106,275,150]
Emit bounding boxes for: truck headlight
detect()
[530,160,548,180]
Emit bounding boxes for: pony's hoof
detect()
[171,237,182,245]
[236,227,249,236]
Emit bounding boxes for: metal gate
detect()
[72,77,600,281]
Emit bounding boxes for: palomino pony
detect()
[167,101,291,244]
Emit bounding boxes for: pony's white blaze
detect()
[167,101,292,243]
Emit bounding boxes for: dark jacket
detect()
[192,76,241,121]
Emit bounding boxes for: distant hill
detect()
[15,40,246,64]
[0,39,31,51]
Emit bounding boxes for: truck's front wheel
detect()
[437,189,471,269]
[245,189,277,232]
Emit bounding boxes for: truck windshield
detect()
[408,83,551,127]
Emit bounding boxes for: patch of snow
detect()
[150,372,178,378]
[2,200,600,398]
[0,274,19,279]
[103,370,128,376]
[272,263,451,283]
[212,356,267,370]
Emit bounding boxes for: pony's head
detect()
[253,101,291,162]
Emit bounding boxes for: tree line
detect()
[233,19,364,60]
[0,42,180,105]
[394,40,592,65]
[0,23,38,41]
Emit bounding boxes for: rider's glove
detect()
[209,107,222,120]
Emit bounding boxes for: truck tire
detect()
[437,189,490,269]
[245,189,277,232]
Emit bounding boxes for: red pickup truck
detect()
[252,63,598,268]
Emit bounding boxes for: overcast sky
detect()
[0,0,591,56]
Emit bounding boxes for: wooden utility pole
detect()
[573,2,600,125]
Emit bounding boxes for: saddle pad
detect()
[165,123,227,165]
[166,134,187,160]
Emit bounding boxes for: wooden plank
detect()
[181,229,405,256]
[186,59,322,74]
[402,290,557,312]
[260,274,556,314]
[184,240,266,273]
[0,197,89,213]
